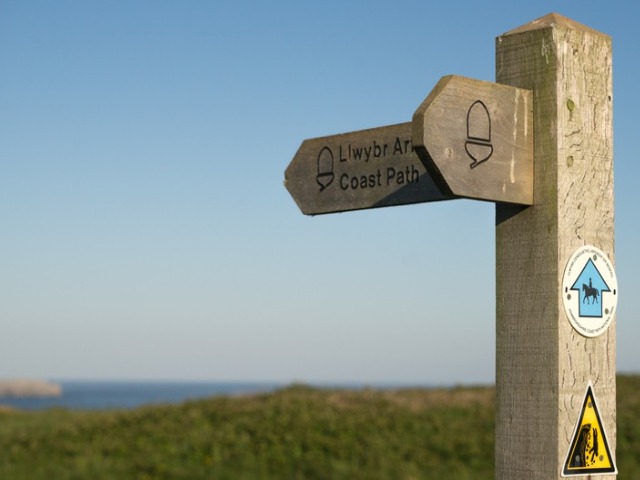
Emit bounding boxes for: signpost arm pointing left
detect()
[285,122,454,215]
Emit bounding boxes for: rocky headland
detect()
[0,379,62,397]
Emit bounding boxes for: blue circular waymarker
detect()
[562,246,618,338]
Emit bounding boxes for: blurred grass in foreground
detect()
[0,375,638,479]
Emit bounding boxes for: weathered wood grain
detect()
[495,13,615,479]
[412,75,533,205]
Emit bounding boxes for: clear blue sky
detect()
[1,1,638,384]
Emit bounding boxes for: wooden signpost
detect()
[412,75,533,204]
[284,122,452,215]
[284,13,616,479]
[495,14,616,479]
[285,75,533,214]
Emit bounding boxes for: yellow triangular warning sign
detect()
[562,383,617,476]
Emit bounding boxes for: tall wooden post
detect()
[495,14,615,479]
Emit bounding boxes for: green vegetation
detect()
[617,374,640,476]
[0,376,638,479]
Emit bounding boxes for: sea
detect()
[0,380,447,411]
[0,381,283,411]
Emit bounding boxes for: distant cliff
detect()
[0,379,62,397]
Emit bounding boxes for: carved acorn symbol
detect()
[316,146,335,191]
[465,100,493,169]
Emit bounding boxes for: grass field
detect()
[1,375,638,479]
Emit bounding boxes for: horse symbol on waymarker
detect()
[582,278,599,305]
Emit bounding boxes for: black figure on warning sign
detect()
[569,423,599,468]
